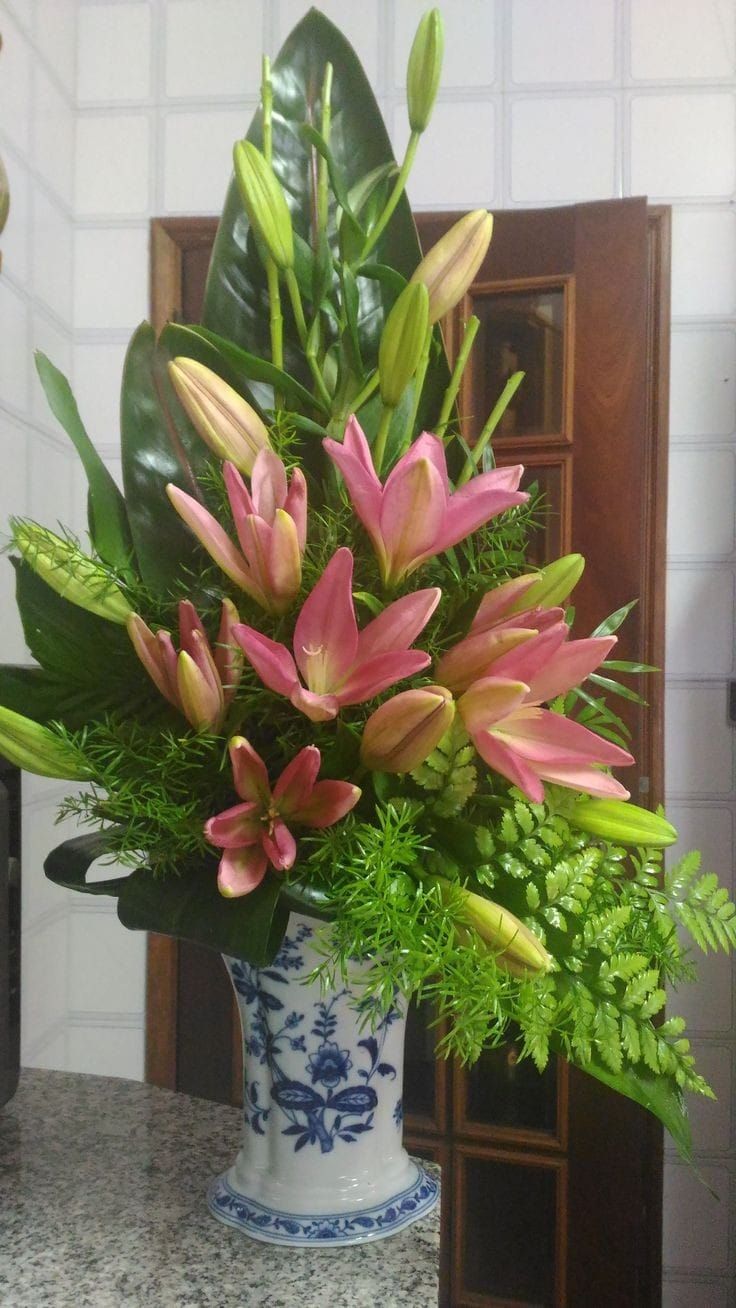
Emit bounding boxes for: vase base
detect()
[206,1162,439,1246]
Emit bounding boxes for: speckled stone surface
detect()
[0,1069,440,1308]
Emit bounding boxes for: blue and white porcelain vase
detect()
[207,912,439,1246]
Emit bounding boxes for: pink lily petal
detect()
[217,845,269,897]
[284,467,308,551]
[262,819,297,871]
[233,625,300,698]
[491,622,569,687]
[205,801,262,848]
[127,615,178,707]
[177,648,223,731]
[379,457,446,582]
[224,462,257,554]
[178,599,208,653]
[524,635,617,705]
[251,448,287,522]
[470,575,538,632]
[432,471,528,555]
[293,548,358,693]
[336,649,432,706]
[154,630,180,703]
[323,419,383,542]
[495,708,635,767]
[266,510,302,605]
[436,627,537,695]
[215,599,243,704]
[458,677,530,734]
[290,685,341,721]
[472,729,545,804]
[532,762,630,800]
[273,745,322,813]
[292,780,362,828]
[484,463,525,491]
[229,737,271,805]
[166,483,260,598]
[356,587,441,661]
[385,431,449,495]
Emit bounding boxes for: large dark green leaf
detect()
[565,1047,692,1164]
[168,322,322,415]
[120,323,214,594]
[44,831,130,896]
[34,352,135,574]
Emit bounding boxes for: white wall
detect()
[0,1,733,1298]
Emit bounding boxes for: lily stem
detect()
[349,370,380,416]
[285,268,332,412]
[437,315,479,439]
[359,131,420,263]
[402,322,433,453]
[317,62,333,237]
[456,370,525,487]
[372,404,394,475]
[266,258,284,407]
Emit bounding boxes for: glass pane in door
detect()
[403,998,440,1125]
[473,286,567,440]
[462,1032,558,1136]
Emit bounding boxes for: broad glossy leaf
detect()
[170,322,323,415]
[565,1047,692,1164]
[34,352,135,574]
[44,831,129,897]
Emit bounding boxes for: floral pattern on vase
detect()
[207,913,438,1246]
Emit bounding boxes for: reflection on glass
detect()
[475,287,566,438]
[464,1029,558,1134]
[520,464,563,567]
[403,998,438,1122]
[461,1155,558,1304]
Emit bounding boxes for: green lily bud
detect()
[378,281,430,408]
[168,358,271,475]
[567,798,678,848]
[411,210,493,323]
[511,554,585,613]
[0,706,86,780]
[233,140,294,271]
[361,686,455,773]
[13,521,132,625]
[407,8,444,134]
[459,886,552,976]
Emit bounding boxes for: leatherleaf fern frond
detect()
[411,717,477,815]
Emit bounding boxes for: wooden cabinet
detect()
[147,199,670,1306]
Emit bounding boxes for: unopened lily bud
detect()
[407,8,444,134]
[511,554,585,613]
[566,798,677,848]
[361,685,455,773]
[0,706,86,780]
[233,140,294,271]
[378,281,430,408]
[459,886,552,976]
[411,210,493,323]
[168,358,270,475]
[13,521,132,625]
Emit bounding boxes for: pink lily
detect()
[127,598,242,732]
[436,575,565,695]
[205,738,361,897]
[323,417,528,586]
[166,449,307,614]
[455,626,634,803]
[234,547,440,722]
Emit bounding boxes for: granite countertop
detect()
[0,1069,440,1308]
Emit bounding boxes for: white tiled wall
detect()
[1,0,734,1295]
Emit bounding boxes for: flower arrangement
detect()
[3,8,734,1165]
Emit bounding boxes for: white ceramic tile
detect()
[665,684,733,796]
[66,1024,144,1079]
[21,916,68,1056]
[72,340,127,448]
[510,97,616,202]
[163,108,251,213]
[35,0,77,97]
[0,411,28,665]
[663,1279,733,1308]
[0,151,30,285]
[394,100,496,208]
[75,114,150,216]
[631,0,736,82]
[511,0,615,85]
[671,209,736,319]
[34,63,74,208]
[277,0,379,88]
[77,2,152,104]
[683,1043,733,1152]
[670,329,736,439]
[666,805,733,887]
[666,570,734,677]
[165,0,264,98]
[68,911,146,1014]
[0,9,32,154]
[0,278,30,414]
[27,1028,66,1071]
[630,94,736,199]
[32,188,73,324]
[73,226,148,330]
[28,431,73,527]
[668,948,732,1034]
[663,1165,730,1271]
[22,804,76,925]
[393,0,496,89]
[667,450,735,559]
[31,311,72,426]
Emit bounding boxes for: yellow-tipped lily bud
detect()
[233,140,294,271]
[378,281,430,408]
[13,521,132,625]
[511,554,585,613]
[566,798,678,849]
[361,685,455,773]
[0,706,86,780]
[407,8,444,133]
[459,886,552,976]
[168,358,270,475]
[411,210,493,323]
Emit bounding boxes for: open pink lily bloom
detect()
[323,417,528,586]
[127,598,242,732]
[205,737,361,897]
[455,624,634,803]
[167,449,307,614]
[437,576,565,695]
[234,547,440,722]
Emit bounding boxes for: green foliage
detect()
[667,850,736,952]
[411,718,477,815]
